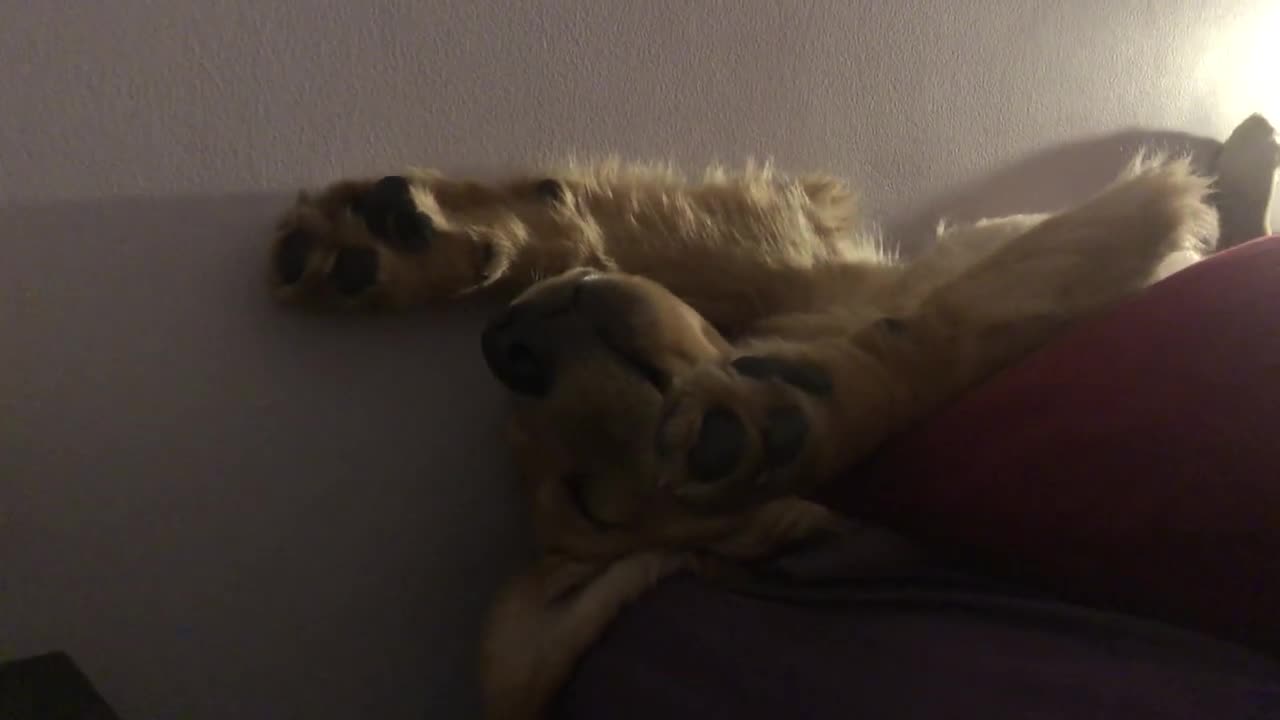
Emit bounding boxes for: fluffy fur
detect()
[269,115,1278,720]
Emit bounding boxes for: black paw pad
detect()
[731,356,833,396]
[476,240,496,281]
[533,178,566,203]
[356,175,434,253]
[686,407,746,484]
[275,229,313,285]
[878,316,908,335]
[761,406,809,470]
[329,246,379,295]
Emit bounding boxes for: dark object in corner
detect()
[0,652,121,720]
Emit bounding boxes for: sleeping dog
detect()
[269,114,1277,719]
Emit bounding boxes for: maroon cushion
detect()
[822,236,1280,656]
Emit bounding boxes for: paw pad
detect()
[274,229,313,286]
[686,406,747,483]
[878,316,908,335]
[761,406,808,471]
[533,178,566,203]
[329,246,379,295]
[355,175,435,252]
[730,356,833,396]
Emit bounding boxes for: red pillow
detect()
[822,236,1280,655]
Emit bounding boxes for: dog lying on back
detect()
[269,115,1278,719]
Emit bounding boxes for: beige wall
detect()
[2,1,1277,717]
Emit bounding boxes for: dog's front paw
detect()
[654,354,833,510]
[270,174,505,310]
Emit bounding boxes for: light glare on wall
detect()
[1197,3,1280,126]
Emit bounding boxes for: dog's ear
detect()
[480,553,690,720]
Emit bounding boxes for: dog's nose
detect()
[482,308,553,396]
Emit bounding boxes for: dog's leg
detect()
[271,165,867,320]
[479,495,857,718]
[480,552,692,720]
[1214,113,1279,248]
[652,156,1216,508]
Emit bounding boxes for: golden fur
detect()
[270,115,1277,720]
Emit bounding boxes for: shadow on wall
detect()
[886,129,1224,253]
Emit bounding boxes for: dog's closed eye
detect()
[594,325,670,391]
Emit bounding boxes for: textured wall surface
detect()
[2,1,1277,718]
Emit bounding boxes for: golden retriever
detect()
[269,114,1277,719]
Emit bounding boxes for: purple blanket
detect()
[559,563,1280,719]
